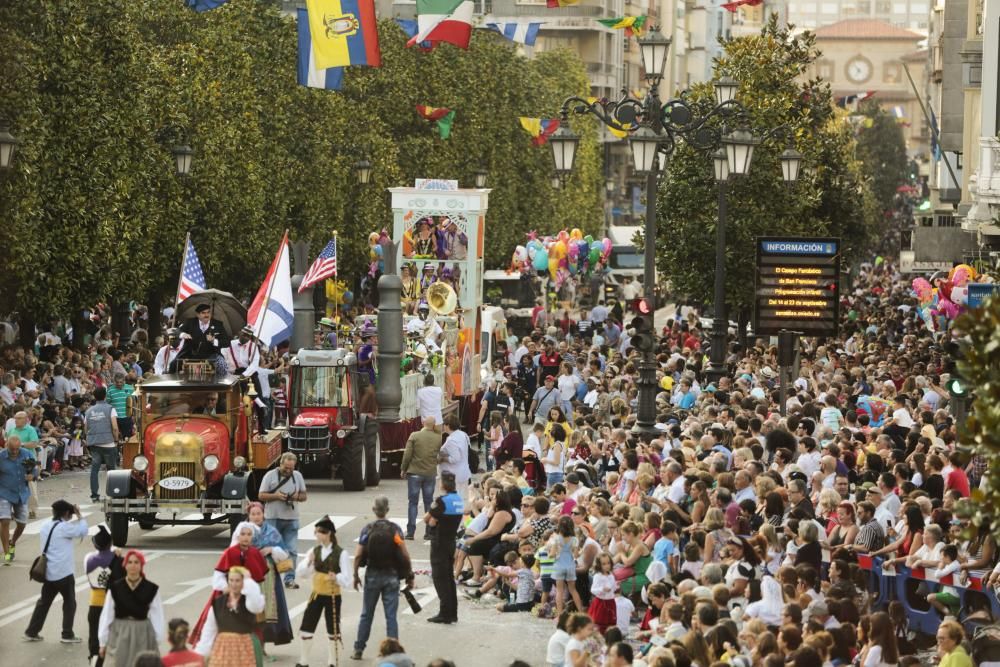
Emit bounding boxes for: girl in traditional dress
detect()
[294,516,352,667]
[400,264,420,314]
[189,522,268,647]
[98,550,165,667]
[413,219,436,258]
[195,566,265,667]
[247,502,294,647]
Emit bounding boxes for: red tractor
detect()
[285,348,381,490]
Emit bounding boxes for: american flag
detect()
[177,239,206,301]
[298,237,337,293]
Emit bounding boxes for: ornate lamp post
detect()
[550,27,803,436]
[0,126,21,169]
[172,144,194,176]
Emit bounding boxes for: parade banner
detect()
[754,237,840,337]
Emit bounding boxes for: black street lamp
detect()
[0,126,20,169]
[355,156,373,185]
[172,144,194,176]
[473,165,488,189]
[552,28,803,438]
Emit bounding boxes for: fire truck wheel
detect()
[138,514,156,530]
[109,513,129,548]
[365,432,381,487]
[342,432,366,492]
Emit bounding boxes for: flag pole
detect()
[333,231,340,325]
[170,232,191,328]
[254,229,290,344]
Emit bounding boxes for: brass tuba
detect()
[427,281,457,315]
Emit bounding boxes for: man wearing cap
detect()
[425,471,464,624]
[806,599,840,630]
[154,328,185,375]
[864,484,895,528]
[24,499,89,643]
[529,375,560,425]
[317,317,339,348]
[178,303,230,360]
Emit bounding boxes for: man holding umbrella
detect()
[178,303,230,358]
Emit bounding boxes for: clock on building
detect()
[845,56,873,84]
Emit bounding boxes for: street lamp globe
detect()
[474,166,488,188]
[713,76,739,106]
[723,129,757,177]
[638,29,671,83]
[0,126,20,169]
[355,157,373,185]
[172,144,194,176]
[780,148,804,183]
[712,148,729,182]
[629,127,661,175]
[549,124,580,176]
[605,178,615,195]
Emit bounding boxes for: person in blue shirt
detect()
[24,499,89,642]
[674,380,697,410]
[425,471,464,624]
[0,434,37,565]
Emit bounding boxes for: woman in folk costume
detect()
[189,522,268,647]
[247,501,294,646]
[194,566,265,667]
[294,515,352,667]
[98,550,165,667]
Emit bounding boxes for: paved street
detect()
[0,468,551,667]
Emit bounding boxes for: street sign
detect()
[754,237,840,337]
[967,283,1000,308]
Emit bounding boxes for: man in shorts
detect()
[0,435,38,564]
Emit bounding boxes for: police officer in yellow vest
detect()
[293,516,351,667]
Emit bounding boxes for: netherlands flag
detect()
[248,232,294,348]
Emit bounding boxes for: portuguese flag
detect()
[416,105,457,139]
[409,0,474,49]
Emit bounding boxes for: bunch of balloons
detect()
[510,228,613,289]
[912,264,979,332]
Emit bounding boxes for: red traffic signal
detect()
[637,298,652,315]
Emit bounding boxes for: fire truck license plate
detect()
[159,476,195,491]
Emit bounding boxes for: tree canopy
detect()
[854,98,910,216]
[0,0,602,322]
[654,17,880,316]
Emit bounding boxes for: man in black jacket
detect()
[177,303,230,361]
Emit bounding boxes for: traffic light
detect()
[628,315,655,354]
[637,298,652,315]
[943,340,970,424]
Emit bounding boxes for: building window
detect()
[936,214,956,227]
[821,2,838,13]
[919,216,933,227]
[884,62,902,83]
[473,0,492,12]
[876,0,891,12]
[857,0,871,11]
[817,59,834,81]
[892,3,907,13]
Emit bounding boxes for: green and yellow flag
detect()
[596,15,648,37]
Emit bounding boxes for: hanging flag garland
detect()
[519,118,561,146]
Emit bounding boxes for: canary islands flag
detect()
[305,0,382,70]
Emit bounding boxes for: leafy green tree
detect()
[951,296,1000,539]
[0,0,601,331]
[654,17,878,317]
[855,99,909,215]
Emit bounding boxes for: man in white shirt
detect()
[154,328,185,375]
[24,499,89,642]
[796,437,822,481]
[439,414,471,497]
[416,374,444,427]
[733,470,757,504]
[512,338,531,366]
[665,462,687,504]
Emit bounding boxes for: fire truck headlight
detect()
[203,455,220,472]
[233,456,247,471]
[133,456,149,473]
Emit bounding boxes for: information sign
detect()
[755,237,840,337]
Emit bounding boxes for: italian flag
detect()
[409,0,474,49]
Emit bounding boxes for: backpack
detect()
[361,519,408,575]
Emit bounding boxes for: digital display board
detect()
[967,283,1000,308]
[754,237,840,337]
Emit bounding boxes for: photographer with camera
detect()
[0,434,38,565]
[259,452,307,589]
